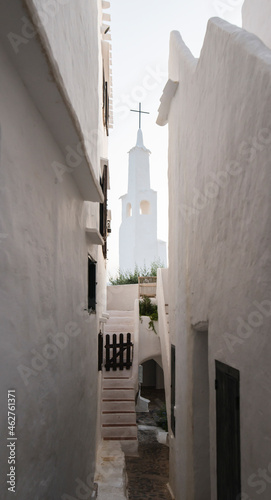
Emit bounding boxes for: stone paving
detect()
[125,388,171,500]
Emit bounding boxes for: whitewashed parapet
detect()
[169,30,197,82]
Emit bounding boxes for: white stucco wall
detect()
[242,0,271,49]
[157,239,167,267]
[163,18,271,500]
[107,284,139,311]
[0,2,108,497]
[138,316,161,366]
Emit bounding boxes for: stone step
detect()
[106,316,134,326]
[94,440,127,499]
[118,439,138,456]
[97,485,127,500]
[107,310,134,318]
[103,371,133,379]
[104,325,134,334]
[101,412,136,425]
[102,425,138,439]
[102,388,135,400]
[103,378,134,389]
[102,400,135,412]
[104,327,134,334]
[101,437,139,457]
[103,332,134,340]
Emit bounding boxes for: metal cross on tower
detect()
[130,102,149,129]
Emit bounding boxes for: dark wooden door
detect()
[171,344,176,436]
[215,360,241,500]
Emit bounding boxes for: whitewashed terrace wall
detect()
[107,284,139,311]
[138,316,161,366]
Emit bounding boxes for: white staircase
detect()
[101,311,138,455]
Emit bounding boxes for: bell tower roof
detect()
[136,128,144,147]
[129,128,151,154]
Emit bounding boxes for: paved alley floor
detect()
[125,388,171,500]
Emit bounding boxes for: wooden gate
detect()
[105,333,133,371]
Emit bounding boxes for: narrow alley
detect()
[126,389,171,500]
[2,1,271,499]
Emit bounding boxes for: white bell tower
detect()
[119,105,167,272]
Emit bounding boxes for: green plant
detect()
[139,296,158,334]
[109,259,164,286]
[148,310,158,334]
[149,259,164,277]
[109,265,140,285]
[139,296,156,316]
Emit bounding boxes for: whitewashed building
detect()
[157,3,271,499]
[119,126,167,272]
[0,0,112,498]
[242,0,271,49]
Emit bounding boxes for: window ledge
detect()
[86,228,104,245]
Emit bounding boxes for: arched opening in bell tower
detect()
[126,202,132,217]
[140,200,150,215]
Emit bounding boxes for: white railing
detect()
[138,276,157,298]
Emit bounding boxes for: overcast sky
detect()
[107,0,244,277]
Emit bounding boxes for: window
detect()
[88,256,96,313]
[102,69,109,136]
[140,200,150,215]
[100,164,108,259]
[126,203,132,217]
